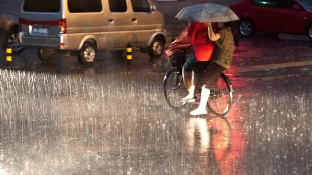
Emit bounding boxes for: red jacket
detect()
[163,23,214,62]
[188,22,214,62]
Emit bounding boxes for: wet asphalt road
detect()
[1,34,312,175]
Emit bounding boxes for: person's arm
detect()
[206,22,220,41]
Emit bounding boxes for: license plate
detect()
[32,27,48,34]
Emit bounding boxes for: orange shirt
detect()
[188,22,214,62]
[188,22,209,44]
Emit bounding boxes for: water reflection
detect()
[207,115,243,175]
[186,118,209,153]
[184,100,246,175]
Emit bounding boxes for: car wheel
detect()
[78,42,97,65]
[149,37,165,58]
[239,20,254,37]
[3,28,24,53]
[307,25,312,40]
[37,48,57,63]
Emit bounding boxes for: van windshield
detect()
[23,0,60,12]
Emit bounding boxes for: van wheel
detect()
[149,37,165,58]
[78,42,97,65]
[37,48,57,63]
[3,27,24,53]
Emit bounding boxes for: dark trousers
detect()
[195,62,226,91]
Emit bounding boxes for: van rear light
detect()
[59,19,67,34]
[19,18,30,25]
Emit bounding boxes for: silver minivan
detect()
[19,0,166,64]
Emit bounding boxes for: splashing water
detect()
[1,68,312,174]
[0,69,220,174]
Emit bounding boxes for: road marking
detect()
[248,72,312,81]
[233,60,312,73]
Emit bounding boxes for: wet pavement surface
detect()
[1,35,312,174]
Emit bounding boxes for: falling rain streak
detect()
[0,69,219,174]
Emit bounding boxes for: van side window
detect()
[68,0,102,13]
[108,0,127,12]
[131,0,151,13]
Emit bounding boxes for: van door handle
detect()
[109,19,114,23]
[132,18,138,24]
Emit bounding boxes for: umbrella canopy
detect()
[175,3,239,23]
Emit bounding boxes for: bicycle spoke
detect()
[164,69,187,109]
[207,75,232,116]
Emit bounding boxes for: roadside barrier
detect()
[6,48,12,62]
[6,48,12,67]
[126,43,132,65]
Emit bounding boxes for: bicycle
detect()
[163,47,233,116]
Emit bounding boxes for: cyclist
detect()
[190,22,235,116]
[181,22,214,103]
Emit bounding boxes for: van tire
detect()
[149,37,165,58]
[3,27,24,53]
[78,42,97,65]
[37,48,57,63]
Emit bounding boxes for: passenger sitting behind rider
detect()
[190,22,235,116]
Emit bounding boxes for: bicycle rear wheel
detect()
[207,73,233,116]
[163,68,188,110]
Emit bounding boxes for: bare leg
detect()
[183,67,193,90]
[182,67,195,102]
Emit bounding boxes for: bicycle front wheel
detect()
[207,73,233,116]
[163,68,187,110]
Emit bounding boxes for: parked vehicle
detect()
[0,10,24,53]
[230,0,312,39]
[19,0,166,64]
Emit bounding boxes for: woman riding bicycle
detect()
[164,21,214,103]
[181,22,214,103]
[190,22,235,116]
